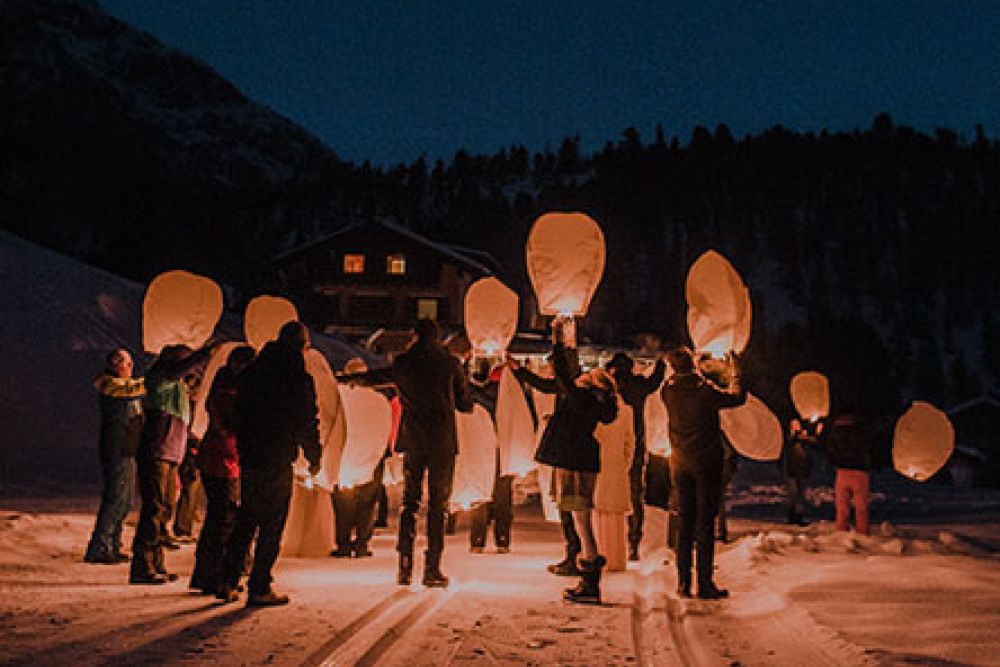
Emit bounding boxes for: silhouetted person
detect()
[393,319,474,588]
[218,322,321,606]
[785,418,822,526]
[605,352,666,561]
[661,348,745,600]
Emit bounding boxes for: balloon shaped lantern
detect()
[190,341,242,439]
[451,405,498,510]
[302,348,344,490]
[464,277,519,356]
[337,386,392,488]
[790,371,830,422]
[245,295,299,351]
[526,212,606,317]
[893,401,955,482]
[496,366,537,476]
[142,270,223,353]
[685,251,751,357]
[644,390,671,456]
[720,393,782,461]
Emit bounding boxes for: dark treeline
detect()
[3,2,998,416]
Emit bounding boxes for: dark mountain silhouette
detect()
[2,0,998,412]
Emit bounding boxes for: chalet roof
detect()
[273,219,495,276]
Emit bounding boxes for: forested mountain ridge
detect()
[2,0,997,410]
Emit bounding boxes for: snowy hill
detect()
[0,230,373,488]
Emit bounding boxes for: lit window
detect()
[417,298,438,321]
[343,254,365,274]
[386,253,406,275]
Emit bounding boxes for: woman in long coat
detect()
[593,395,635,571]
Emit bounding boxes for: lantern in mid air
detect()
[720,393,782,461]
[893,401,955,482]
[790,371,830,423]
[464,277,519,356]
[526,212,606,317]
[142,270,222,353]
[685,251,751,357]
[451,405,498,510]
[496,366,537,477]
[337,385,392,488]
[245,295,299,351]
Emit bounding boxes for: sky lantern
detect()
[464,277,519,356]
[529,387,561,522]
[790,371,830,422]
[644,389,671,456]
[526,212,606,318]
[142,270,222,353]
[336,385,392,488]
[303,348,345,490]
[893,401,955,482]
[496,366,537,476]
[190,341,241,439]
[720,393,782,461]
[451,405,498,510]
[245,295,299,351]
[685,250,751,357]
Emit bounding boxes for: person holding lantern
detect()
[217,321,321,606]
[189,344,256,594]
[605,352,666,561]
[130,341,216,585]
[468,363,515,554]
[534,318,618,604]
[784,417,822,526]
[661,347,745,600]
[392,318,474,588]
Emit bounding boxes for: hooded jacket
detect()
[534,343,618,473]
[236,341,321,471]
[392,338,474,456]
[661,372,746,472]
[94,374,145,459]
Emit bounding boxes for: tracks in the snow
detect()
[299,587,452,667]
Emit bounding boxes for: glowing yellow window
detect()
[386,253,406,275]
[417,298,438,320]
[343,254,365,274]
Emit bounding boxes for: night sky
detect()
[99,0,1000,166]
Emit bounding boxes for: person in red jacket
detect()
[189,345,256,594]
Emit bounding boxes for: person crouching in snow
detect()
[85,348,144,565]
[130,342,216,584]
[534,318,618,604]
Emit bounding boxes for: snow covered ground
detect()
[2,470,998,667]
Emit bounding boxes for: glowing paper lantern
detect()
[282,483,334,557]
[382,454,404,485]
[685,251,751,356]
[451,405,497,510]
[464,278,519,356]
[644,388,671,456]
[302,348,345,490]
[790,371,830,422]
[337,386,392,488]
[190,341,241,439]
[526,212,606,316]
[496,366,537,476]
[245,295,299,351]
[530,387,561,522]
[142,270,222,353]
[893,401,955,482]
[720,393,782,461]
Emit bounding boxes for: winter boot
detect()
[697,582,729,600]
[563,556,605,605]
[422,552,449,588]
[397,554,413,586]
[547,554,582,577]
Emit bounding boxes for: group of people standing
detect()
[86,315,875,609]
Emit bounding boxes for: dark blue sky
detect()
[100,0,1000,166]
